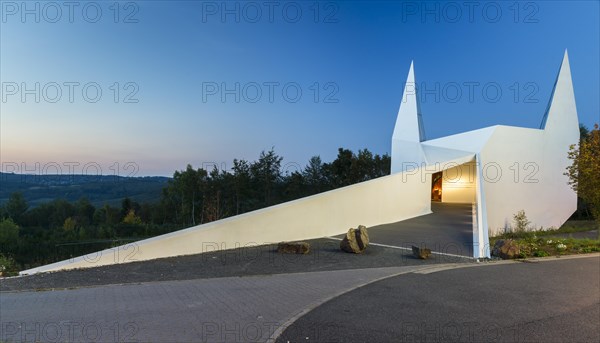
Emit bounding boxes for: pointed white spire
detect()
[392,61,425,143]
[541,50,579,136]
[391,61,427,174]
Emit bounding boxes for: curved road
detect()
[1,255,598,342]
[277,255,600,343]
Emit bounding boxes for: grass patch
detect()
[490,236,600,258]
[491,220,599,258]
[493,220,598,240]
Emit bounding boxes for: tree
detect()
[565,123,600,223]
[303,156,327,194]
[232,159,252,214]
[328,148,355,187]
[163,165,208,225]
[325,148,390,187]
[580,124,590,141]
[4,192,28,225]
[63,217,77,232]
[512,210,531,232]
[93,204,121,226]
[22,201,54,228]
[202,167,226,223]
[0,253,18,276]
[283,171,306,200]
[75,198,95,226]
[49,199,76,228]
[122,209,143,225]
[355,149,376,182]
[0,218,20,251]
[120,197,140,220]
[373,153,391,177]
[138,203,159,224]
[250,149,283,206]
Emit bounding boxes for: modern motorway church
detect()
[23,51,579,274]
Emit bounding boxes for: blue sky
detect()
[1,0,599,176]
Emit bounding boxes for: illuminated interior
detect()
[431,171,443,201]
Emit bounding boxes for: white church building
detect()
[22,51,579,274]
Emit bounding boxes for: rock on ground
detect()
[340,225,369,254]
[277,242,311,254]
[412,246,432,259]
[492,239,521,259]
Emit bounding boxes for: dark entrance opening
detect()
[431,171,443,201]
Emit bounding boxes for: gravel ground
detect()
[1,238,472,292]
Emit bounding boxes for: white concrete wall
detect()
[441,161,476,203]
[481,126,577,236]
[481,52,579,237]
[21,169,432,274]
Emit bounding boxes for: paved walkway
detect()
[1,265,451,342]
[338,202,474,257]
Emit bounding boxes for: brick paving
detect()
[1,265,453,342]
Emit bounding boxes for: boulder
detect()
[340,229,361,253]
[492,239,520,259]
[277,242,310,254]
[412,245,431,259]
[340,225,369,253]
[356,225,369,250]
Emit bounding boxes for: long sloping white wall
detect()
[21,169,432,274]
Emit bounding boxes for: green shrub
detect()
[513,210,531,232]
[0,218,20,250]
[0,254,18,276]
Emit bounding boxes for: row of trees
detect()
[0,193,180,270]
[566,124,600,222]
[160,148,390,227]
[0,148,390,270]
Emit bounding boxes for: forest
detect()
[0,148,391,273]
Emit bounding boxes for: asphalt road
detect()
[277,255,600,343]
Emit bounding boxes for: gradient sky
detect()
[1,0,599,176]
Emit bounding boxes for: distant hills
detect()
[0,173,170,207]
